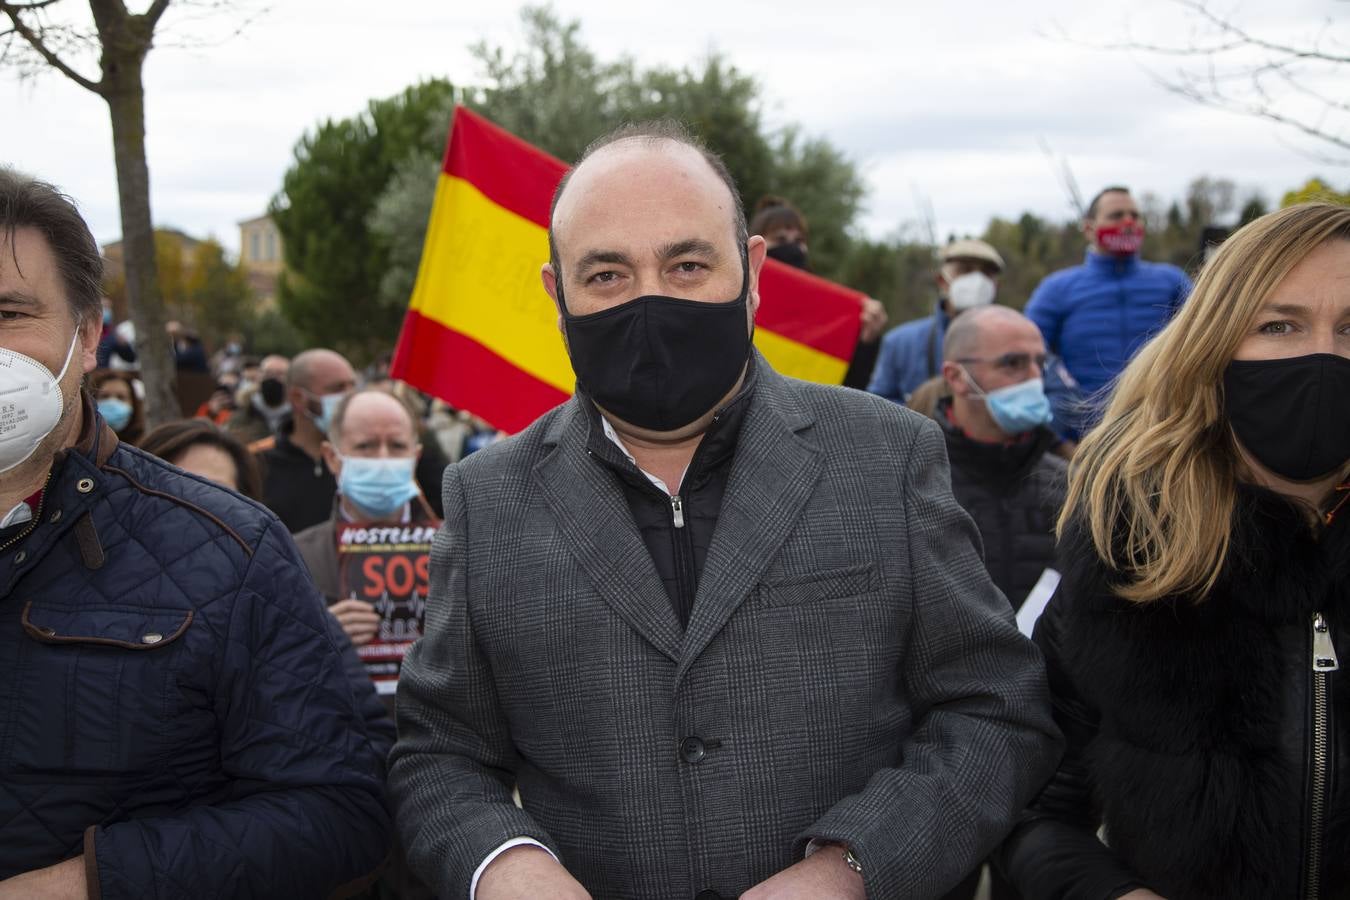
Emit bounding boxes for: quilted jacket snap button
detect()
[13,551,26,564]
[76,478,95,494]
[141,633,163,645]
[49,509,62,523]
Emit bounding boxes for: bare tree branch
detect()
[143,0,169,25]
[0,1,102,92]
[1055,0,1349,163]
[1178,0,1350,65]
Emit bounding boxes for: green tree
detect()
[183,239,251,348]
[1281,177,1350,207]
[366,6,867,325]
[270,78,456,361]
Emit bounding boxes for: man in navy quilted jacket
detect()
[0,169,392,897]
[1024,186,1191,438]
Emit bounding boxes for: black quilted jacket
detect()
[0,398,392,897]
[935,401,1067,610]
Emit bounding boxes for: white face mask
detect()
[947,271,997,311]
[0,331,81,475]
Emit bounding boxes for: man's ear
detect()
[320,441,341,478]
[1082,220,1097,243]
[745,234,768,319]
[940,361,968,396]
[79,316,101,373]
[541,263,563,332]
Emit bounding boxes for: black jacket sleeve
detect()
[996,588,1149,900]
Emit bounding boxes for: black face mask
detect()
[1224,353,1350,481]
[766,241,809,271]
[258,377,286,408]
[559,265,751,432]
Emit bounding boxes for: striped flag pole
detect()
[392,107,863,434]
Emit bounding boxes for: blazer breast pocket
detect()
[758,563,879,608]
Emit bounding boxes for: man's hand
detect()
[858,297,888,344]
[1118,891,1167,900]
[740,846,865,900]
[327,599,381,646]
[477,845,590,900]
[0,855,88,899]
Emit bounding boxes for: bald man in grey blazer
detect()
[389,121,1061,900]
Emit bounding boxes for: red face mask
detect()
[1094,221,1145,256]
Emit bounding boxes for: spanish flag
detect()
[392,107,863,433]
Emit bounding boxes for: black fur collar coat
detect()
[1000,483,1350,900]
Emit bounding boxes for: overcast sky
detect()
[6,0,1346,254]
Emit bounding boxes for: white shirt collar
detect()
[600,416,686,497]
[1,500,34,530]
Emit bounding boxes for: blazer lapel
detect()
[676,361,822,684]
[533,399,684,663]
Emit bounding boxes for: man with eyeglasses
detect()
[939,305,1067,612]
[935,304,1067,900]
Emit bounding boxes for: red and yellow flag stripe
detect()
[392,107,862,434]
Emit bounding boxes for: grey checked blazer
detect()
[389,353,1061,899]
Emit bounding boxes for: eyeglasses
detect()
[956,352,1050,374]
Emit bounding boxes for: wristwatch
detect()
[843,847,863,876]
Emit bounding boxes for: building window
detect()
[265,230,276,262]
[250,230,261,262]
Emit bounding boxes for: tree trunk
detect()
[102,49,178,428]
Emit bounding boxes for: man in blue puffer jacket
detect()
[0,170,392,898]
[1024,186,1191,438]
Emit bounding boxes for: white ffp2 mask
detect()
[0,331,81,474]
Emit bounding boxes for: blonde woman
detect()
[999,203,1350,900]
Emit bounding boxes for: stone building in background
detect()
[238,214,284,308]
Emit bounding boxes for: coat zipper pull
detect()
[670,495,685,529]
[1313,613,1339,672]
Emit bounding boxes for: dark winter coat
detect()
[999,483,1350,900]
[0,397,393,897]
[936,401,1067,610]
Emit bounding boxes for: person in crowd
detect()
[750,195,888,390]
[869,238,1005,403]
[138,417,263,499]
[0,169,390,896]
[295,388,436,900]
[166,319,208,373]
[254,347,357,532]
[938,305,1066,612]
[87,367,143,445]
[999,202,1350,899]
[294,389,435,670]
[1024,185,1191,437]
[227,352,291,442]
[194,378,237,425]
[389,121,1060,900]
[363,378,450,518]
[94,298,135,368]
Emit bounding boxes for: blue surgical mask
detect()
[338,456,420,519]
[96,397,133,432]
[308,391,345,434]
[963,371,1053,435]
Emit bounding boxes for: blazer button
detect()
[679,736,706,764]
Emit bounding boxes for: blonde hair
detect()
[1061,202,1350,603]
